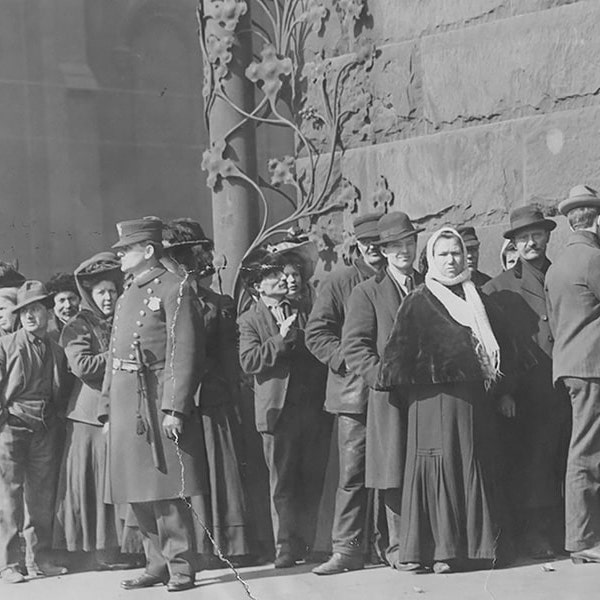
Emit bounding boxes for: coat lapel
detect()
[255,299,280,337]
[378,272,402,324]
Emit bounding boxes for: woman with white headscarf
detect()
[379,226,527,573]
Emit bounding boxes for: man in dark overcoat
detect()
[306,213,385,575]
[99,219,207,592]
[545,185,600,564]
[483,206,570,558]
[238,255,332,569]
[457,225,492,287]
[342,212,423,570]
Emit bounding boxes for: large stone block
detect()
[421,2,600,128]
[523,106,600,206]
[301,42,419,151]
[335,121,523,226]
[304,0,510,58]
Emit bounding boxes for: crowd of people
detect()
[2,183,600,590]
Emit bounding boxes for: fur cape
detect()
[378,284,531,390]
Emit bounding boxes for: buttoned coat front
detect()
[238,298,327,434]
[305,258,376,414]
[483,259,570,509]
[100,266,208,504]
[0,328,69,422]
[342,269,422,489]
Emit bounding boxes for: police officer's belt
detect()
[112,358,165,373]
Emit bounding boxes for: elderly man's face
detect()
[53,291,80,323]
[513,227,550,263]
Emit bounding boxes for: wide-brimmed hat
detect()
[267,240,318,281]
[373,212,424,246]
[353,212,382,242]
[456,225,480,248]
[503,206,556,239]
[162,218,213,250]
[12,280,53,313]
[112,218,164,249]
[558,184,600,216]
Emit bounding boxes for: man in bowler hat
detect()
[306,213,386,575]
[342,212,423,570]
[100,218,207,591]
[484,206,570,558]
[545,185,600,564]
[0,281,69,583]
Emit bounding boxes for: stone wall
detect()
[302,0,600,275]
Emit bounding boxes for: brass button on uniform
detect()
[154,278,161,285]
[542,315,548,322]
[548,335,554,343]
[147,288,153,294]
[128,353,135,360]
[136,321,142,327]
[139,310,146,317]
[133,333,140,339]
[143,299,149,305]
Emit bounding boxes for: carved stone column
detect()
[201,0,259,295]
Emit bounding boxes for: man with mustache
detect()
[306,213,386,575]
[483,206,570,559]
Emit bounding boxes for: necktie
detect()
[280,301,292,320]
[405,274,414,293]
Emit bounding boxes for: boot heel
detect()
[572,557,587,564]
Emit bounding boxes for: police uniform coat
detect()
[305,258,375,414]
[100,265,208,504]
[483,259,569,509]
[342,269,422,489]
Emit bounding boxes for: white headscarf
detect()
[425,227,501,388]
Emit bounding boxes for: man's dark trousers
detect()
[130,499,196,577]
[562,377,600,552]
[332,413,380,558]
[0,417,61,571]
[261,401,332,556]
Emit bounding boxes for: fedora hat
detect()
[353,212,383,242]
[112,218,163,249]
[558,184,600,216]
[12,280,53,313]
[373,212,424,246]
[503,206,556,239]
[267,240,318,281]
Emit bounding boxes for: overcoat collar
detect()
[373,268,423,324]
[134,265,167,288]
[567,230,600,249]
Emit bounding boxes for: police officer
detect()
[99,219,207,592]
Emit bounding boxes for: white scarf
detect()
[425,227,501,388]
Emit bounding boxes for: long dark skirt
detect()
[190,403,251,557]
[53,420,121,552]
[399,382,502,564]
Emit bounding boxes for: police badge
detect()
[147,296,162,311]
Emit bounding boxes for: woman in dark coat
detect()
[162,219,251,559]
[52,252,135,568]
[379,227,524,574]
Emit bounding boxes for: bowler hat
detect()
[558,184,600,216]
[456,226,480,248]
[112,218,164,249]
[503,206,556,239]
[12,280,53,313]
[373,212,424,246]
[353,212,382,242]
